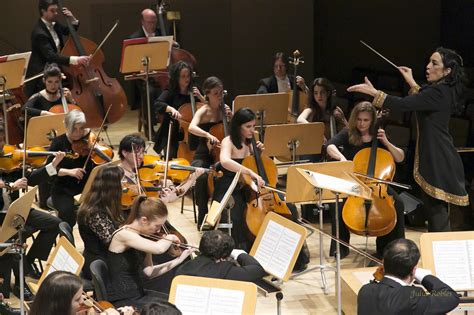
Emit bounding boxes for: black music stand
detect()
[120,36,173,145]
[0,52,31,144]
[0,187,38,315]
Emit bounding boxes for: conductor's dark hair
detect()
[434,47,468,114]
[230,107,256,149]
[140,301,182,315]
[168,61,194,98]
[199,230,235,260]
[383,239,420,279]
[119,133,146,160]
[39,0,58,16]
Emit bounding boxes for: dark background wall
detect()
[0,0,454,103]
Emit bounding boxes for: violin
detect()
[0,88,26,145]
[121,181,187,208]
[139,156,191,183]
[0,144,78,172]
[77,291,132,315]
[57,0,126,127]
[242,136,292,238]
[342,116,397,237]
[71,131,113,165]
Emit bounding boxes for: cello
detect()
[57,0,126,127]
[242,136,292,237]
[342,117,397,237]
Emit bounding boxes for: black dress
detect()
[24,93,60,117]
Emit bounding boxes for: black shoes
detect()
[12,284,35,302]
[0,301,20,315]
[24,263,42,280]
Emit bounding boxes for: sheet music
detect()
[432,240,473,290]
[304,170,361,196]
[352,271,375,285]
[174,284,244,315]
[253,220,301,279]
[46,246,79,277]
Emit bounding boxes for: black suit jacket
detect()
[175,254,266,282]
[256,74,296,94]
[357,275,459,315]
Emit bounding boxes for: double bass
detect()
[288,50,306,122]
[57,0,126,127]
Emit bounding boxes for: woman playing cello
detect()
[326,102,405,258]
[188,76,231,227]
[153,61,204,158]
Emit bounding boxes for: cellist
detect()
[25,0,90,97]
[326,101,405,259]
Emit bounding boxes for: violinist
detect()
[24,63,77,117]
[0,125,62,301]
[326,102,405,259]
[347,47,469,232]
[25,0,90,97]
[48,110,95,228]
[357,239,459,315]
[175,230,266,282]
[188,76,231,227]
[215,108,265,250]
[106,197,193,309]
[256,52,307,94]
[153,61,204,158]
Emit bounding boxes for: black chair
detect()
[90,259,109,301]
[58,221,75,247]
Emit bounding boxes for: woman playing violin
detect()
[48,110,95,228]
[326,102,405,258]
[24,63,77,117]
[107,197,193,309]
[188,76,231,227]
[214,107,264,250]
[153,61,204,157]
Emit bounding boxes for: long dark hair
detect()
[307,77,335,121]
[230,107,256,149]
[434,47,467,114]
[77,164,124,225]
[168,61,194,98]
[29,271,83,315]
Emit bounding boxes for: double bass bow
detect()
[57,0,126,127]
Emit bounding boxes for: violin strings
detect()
[82,104,112,169]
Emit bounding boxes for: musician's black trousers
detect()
[421,191,451,232]
[191,158,211,227]
[52,193,77,229]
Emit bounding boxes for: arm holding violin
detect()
[116,229,180,256]
[142,248,194,279]
[189,107,220,145]
[377,129,405,163]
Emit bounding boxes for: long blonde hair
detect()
[348,101,377,146]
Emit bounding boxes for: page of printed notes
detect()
[46,246,79,276]
[432,240,473,290]
[174,284,244,315]
[253,220,301,279]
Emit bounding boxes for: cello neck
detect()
[59,81,69,113]
[251,137,269,184]
[290,50,303,116]
[57,0,86,56]
[189,89,196,116]
[220,92,230,136]
[156,1,167,36]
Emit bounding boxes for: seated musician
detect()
[118,133,205,204]
[326,101,405,259]
[188,76,232,227]
[256,52,307,94]
[48,110,96,228]
[153,61,204,158]
[106,197,193,309]
[25,0,90,97]
[358,239,459,315]
[24,63,77,117]
[0,126,62,302]
[29,270,135,315]
[175,230,266,281]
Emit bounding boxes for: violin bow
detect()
[360,40,399,70]
[82,104,112,169]
[130,142,145,195]
[22,102,28,190]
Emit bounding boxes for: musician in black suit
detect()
[25,0,90,97]
[175,230,266,282]
[357,239,459,315]
[256,52,307,94]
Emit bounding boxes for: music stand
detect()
[201,170,241,234]
[264,123,324,163]
[25,114,66,147]
[293,167,371,315]
[233,93,289,142]
[0,186,38,315]
[120,36,173,144]
[0,52,31,144]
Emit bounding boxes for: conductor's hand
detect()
[62,168,85,180]
[12,178,28,191]
[347,76,378,97]
[397,66,417,87]
[51,151,66,168]
[77,56,91,67]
